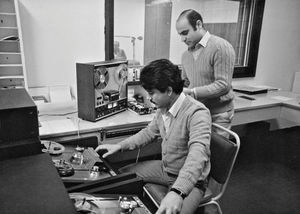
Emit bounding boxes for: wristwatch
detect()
[170,188,187,199]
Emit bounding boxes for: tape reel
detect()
[69,193,99,212]
[114,63,128,85]
[41,140,65,155]
[53,159,75,177]
[94,67,110,89]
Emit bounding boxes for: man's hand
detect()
[156,191,183,214]
[95,144,121,158]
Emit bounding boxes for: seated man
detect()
[96,59,211,214]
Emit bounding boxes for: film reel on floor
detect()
[94,67,110,89]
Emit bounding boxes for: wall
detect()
[19,0,300,93]
[18,0,105,89]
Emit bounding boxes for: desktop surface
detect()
[49,144,118,184]
[69,193,153,214]
[37,90,300,139]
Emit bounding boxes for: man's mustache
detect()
[149,98,156,105]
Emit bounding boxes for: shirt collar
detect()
[189,31,211,51]
[168,92,186,118]
[199,31,211,48]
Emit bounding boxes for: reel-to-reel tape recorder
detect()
[77,60,128,122]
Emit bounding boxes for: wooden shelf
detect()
[0,0,27,89]
[0,75,24,79]
[0,12,16,15]
[0,64,22,67]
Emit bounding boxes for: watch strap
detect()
[170,188,187,199]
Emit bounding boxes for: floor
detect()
[219,123,300,214]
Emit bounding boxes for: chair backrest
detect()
[209,123,240,200]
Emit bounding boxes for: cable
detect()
[135,148,141,163]
[38,111,78,117]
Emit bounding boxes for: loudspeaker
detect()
[0,88,39,143]
[76,60,128,122]
[0,88,41,160]
[0,138,41,161]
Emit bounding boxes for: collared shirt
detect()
[162,93,186,133]
[191,31,211,60]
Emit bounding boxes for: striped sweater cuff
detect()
[192,88,197,99]
[172,177,195,195]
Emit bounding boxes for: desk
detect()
[67,174,157,213]
[68,193,153,214]
[232,91,300,126]
[51,145,117,184]
[38,101,153,139]
[38,91,300,140]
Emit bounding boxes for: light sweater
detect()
[162,93,186,134]
[119,96,211,195]
[182,34,235,114]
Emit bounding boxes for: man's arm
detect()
[118,112,161,151]
[193,43,235,100]
[172,107,211,195]
[157,107,211,214]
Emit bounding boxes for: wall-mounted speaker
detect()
[0,88,41,160]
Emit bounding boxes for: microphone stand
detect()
[115,35,143,63]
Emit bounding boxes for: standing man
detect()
[176,9,235,137]
[96,59,211,214]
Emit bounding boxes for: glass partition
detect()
[113,0,265,77]
[114,0,144,66]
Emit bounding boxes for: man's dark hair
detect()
[178,9,203,31]
[140,59,184,94]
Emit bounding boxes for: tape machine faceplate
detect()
[77,60,128,122]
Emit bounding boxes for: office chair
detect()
[143,123,240,214]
